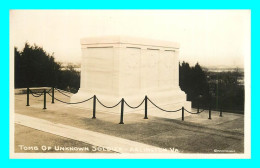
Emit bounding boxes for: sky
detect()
[10,10,250,68]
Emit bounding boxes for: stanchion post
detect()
[119,98,124,124]
[43,89,46,109]
[144,96,148,119]
[182,107,184,121]
[52,87,54,104]
[220,107,223,117]
[26,87,30,106]
[92,95,96,119]
[197,99,200,114]
[208,103,212,120]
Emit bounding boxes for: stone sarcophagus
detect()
[71,36,191,118]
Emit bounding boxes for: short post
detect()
[197,100,200,114]
[144,96,148,119]
[208,104,212,120]
[43,89,46,109]
[182,107,184,121]
[92,95,96,119]
[119,98,124,124]
[220,107,223,117]
[26,87,30,106]
[51,87,54,104]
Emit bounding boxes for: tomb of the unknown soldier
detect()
[71,36,191,117]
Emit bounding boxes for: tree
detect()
[179,61,209,107]
[56,64,80,93]
[15,47,22,88]
[14,42,80,93]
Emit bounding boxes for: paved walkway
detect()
[15,113,174,153]
[14,94,244,153]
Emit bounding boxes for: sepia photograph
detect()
[9,10,251,159]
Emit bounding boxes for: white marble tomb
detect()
[71,36,191,117]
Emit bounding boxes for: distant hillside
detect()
[202,66,244,73]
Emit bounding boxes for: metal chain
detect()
[184,108,205,114]
[55,88,71,97]
[124,98,145,109]
[29,89,43,95]
[47,89,52,94]
[199,109,205,113]
[29,89,43,97]
[96,97,122,108]
[47,92,93,104]
[147,97,182,112]
[44,90,207,115]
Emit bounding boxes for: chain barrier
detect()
[55,88,71,97]
[29,89,43,97]
[47,92,93,104]
[184,108,197,114]
[184,108,205,114]
[29,89,52,96]
[199,109,205,113]
[26,86,219,124]
[47,89,52,94]
[96,97,122,109]
[124,98,145,109]
[147,97,182,112]
[28,87,211,119]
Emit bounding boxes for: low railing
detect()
[26,87,223,124]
